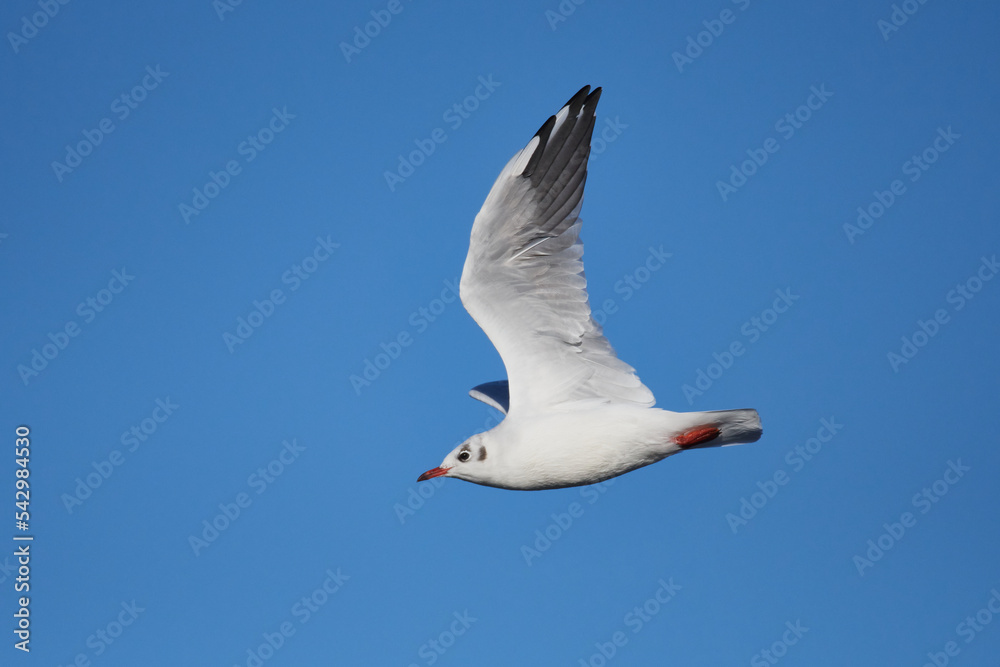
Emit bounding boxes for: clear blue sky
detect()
[2,0,999,664]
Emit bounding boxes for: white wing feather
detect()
[459,86,655,415]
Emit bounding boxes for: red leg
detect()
[676,426,721,448]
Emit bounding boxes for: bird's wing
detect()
[460,86,654,414]
[469,381,509,414]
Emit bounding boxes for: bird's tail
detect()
[668,408,763,450]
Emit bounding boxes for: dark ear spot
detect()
[478,447,487,461]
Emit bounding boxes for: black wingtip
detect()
[522,86,601,178]
[565,85,591,109]
[531,113,556,142]
[523,114,556,177]
[587,86,602,107]
[566,85,602,113]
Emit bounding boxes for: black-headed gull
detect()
[418,86,762,490]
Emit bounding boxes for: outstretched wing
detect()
[459,86,654,415]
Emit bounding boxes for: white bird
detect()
[418,86,762,491]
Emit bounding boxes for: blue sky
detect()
[2,0,999,664]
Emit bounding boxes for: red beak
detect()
[417,466,451,482]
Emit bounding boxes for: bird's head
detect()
[418,433,494,485]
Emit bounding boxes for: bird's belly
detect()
[503,408,677,490]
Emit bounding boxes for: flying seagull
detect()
[418,86,762,490]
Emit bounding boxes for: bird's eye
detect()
[458,450,471,462]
